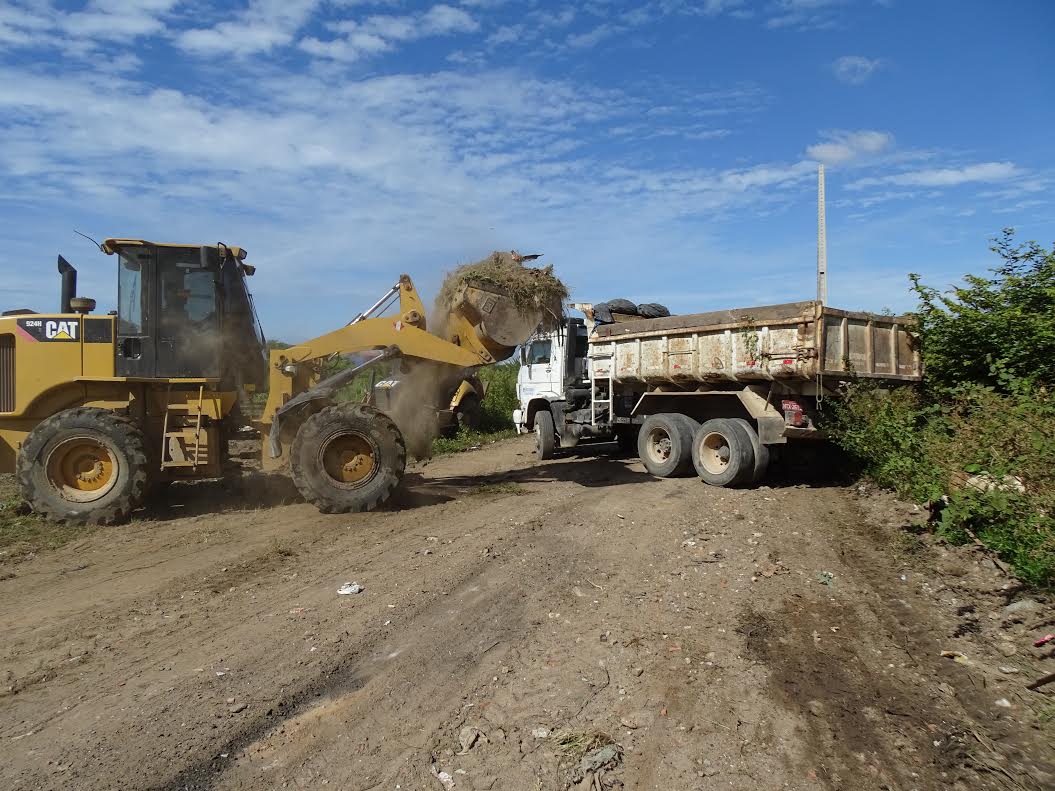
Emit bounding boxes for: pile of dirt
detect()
[435,250,568,332]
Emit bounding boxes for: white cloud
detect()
[177,0,320,56]
[701,0,746,14]
[832,55,881,84]
[766,0,845,30]
[850,162,1021,189]
[0,0,177,51]
[567,23,617,49]
[806,130,893,165]
[301,4,479,62]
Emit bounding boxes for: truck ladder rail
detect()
[590,351,613,428]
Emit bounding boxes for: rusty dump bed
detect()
[590,300,921,385]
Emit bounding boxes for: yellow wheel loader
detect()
[0,240,539,523]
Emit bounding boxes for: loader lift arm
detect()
[258,273,515,495]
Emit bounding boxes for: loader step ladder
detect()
[160,385,206,469]
[591,351,613,428]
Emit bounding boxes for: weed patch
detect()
[830,231,1055,589]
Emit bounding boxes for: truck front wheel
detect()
[692,418,754,487]
[290,404,407,513]
[638,413,699,477]
[534,409,557,460]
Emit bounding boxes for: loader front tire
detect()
[290,404,406,514]
[17,408,149,525]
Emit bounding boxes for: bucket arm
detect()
[258,275,490,463]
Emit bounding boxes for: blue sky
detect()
[1,0,1052,341]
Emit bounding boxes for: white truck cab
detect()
[514,316,607,456]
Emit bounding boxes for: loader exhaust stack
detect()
[58,256,76,313]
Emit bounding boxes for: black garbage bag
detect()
[637,303,671,318]
[592,301,614,324]
[605,298,639,315]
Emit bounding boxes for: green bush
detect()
[910,229,1055,392]
[431,362,521,453]
[832,231,1055,588]
[477,362,520,432]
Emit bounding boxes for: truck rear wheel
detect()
[16,407,149,525]
[638,413,699,478]
[534,409,556,460]
[290,404,406,514]
[692,418,754,487]
[730,418,770,483]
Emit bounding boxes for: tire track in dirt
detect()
[2,439,1051,791]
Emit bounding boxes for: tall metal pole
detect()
[817,164,828,305]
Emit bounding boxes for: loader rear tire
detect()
[290,403,406,514]
[638,413,699,478]
[17,408,149,525]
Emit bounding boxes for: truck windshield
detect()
[526,340,551,364]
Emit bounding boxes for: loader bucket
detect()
[451,284,545,361]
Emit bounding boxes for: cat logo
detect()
[45,320,78,341]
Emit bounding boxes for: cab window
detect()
[117,252,147,335]
[526,340,551,365]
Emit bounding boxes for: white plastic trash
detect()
[337,582,363,595]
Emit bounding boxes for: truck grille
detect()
[0,334,13,412]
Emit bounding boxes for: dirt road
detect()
[1,438,1052,790]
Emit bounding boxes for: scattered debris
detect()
[569,743,623,785]
[940,650,971,665]
[960,472,1026,494]
[552,730,611,757]
[816,571,835,586]
[337,582,363,595]
[457,726,487,755]
[1026,672,1055,691]
[1003,599,1042,618]
[998,666,1020,674]
[619,717,639,729]
[1033,634,1054,648]
[994,698,1012,708]
[531,727,550,739]
[430,765,456,789]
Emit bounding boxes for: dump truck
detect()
[514,300,921,486]
[0,240,543,523]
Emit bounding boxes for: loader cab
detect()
[109,240,266,388]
